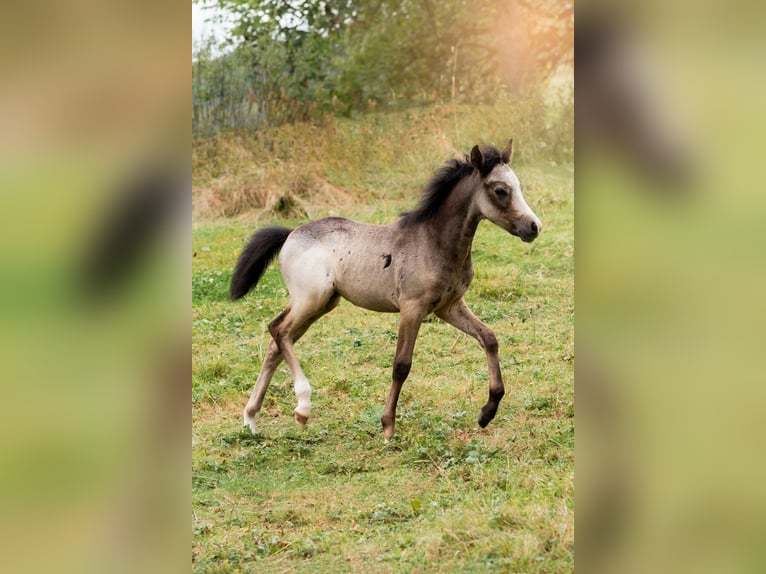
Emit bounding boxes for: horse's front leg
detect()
[436,299,504,428]
[381,304,425,439]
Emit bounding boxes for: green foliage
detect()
[193,43,268,134]
[192,0,573,131]
[516,0,575,76]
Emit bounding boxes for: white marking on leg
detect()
[243,404,258,433]
[294,377,312,418]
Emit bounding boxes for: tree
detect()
[193,0,574,127]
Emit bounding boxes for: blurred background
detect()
[0,1,189,573]
[576,1,766,573]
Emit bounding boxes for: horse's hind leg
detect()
[269,295,339,428]
[243,338,282,433]
[243,296,338,433]
[436,299,505,428]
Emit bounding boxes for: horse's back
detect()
[280,217,400,312]
[283,216,388,250]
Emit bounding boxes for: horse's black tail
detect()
[230,226,293,301]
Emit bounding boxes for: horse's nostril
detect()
[530,221,538,234]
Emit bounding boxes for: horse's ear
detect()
[502,138,514,164]
[470,145,483,171]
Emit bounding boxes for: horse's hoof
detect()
[478,403,499,428]
[243,411,258,434]
[294,411,309,428]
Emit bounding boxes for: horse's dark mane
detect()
[399,145,503,226]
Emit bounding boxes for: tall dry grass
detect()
[192,95,572,220]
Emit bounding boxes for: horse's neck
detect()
[427,176,482,266]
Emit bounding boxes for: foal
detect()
[231,139,541,437]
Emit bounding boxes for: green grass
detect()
[193,140,573,571]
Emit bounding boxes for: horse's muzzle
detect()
[519,217,542,243]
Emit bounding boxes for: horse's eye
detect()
[494,187,508,198]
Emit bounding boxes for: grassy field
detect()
[192,109,573,572]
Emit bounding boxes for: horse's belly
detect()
[335,259,399,313]
[339,288,399,313]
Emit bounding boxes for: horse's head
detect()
[472,139,542,243]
